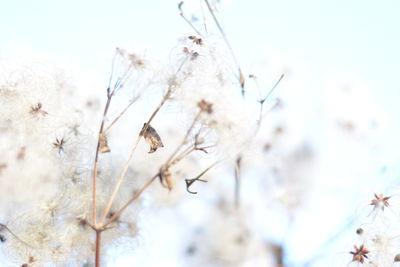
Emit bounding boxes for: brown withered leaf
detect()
[160,167,174,191]
[99,133,111,153]
[140,123,164,153]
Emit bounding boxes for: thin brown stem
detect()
[178,2,204,37]
[166,111,202,165]
[203,0,245,93]
[180,13,203,37]
[95,230,102,267]
[185,161,219,194]
[199,0,208,35]
[99,86,174,224]
[93,93,113,226]
[0,223,32,248]
[234,155,242,208]
[103,174,159,228]
[99,57,189,224]
[104,97,138,133]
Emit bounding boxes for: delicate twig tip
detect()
[178,1,184,11]
[185,176,208,194]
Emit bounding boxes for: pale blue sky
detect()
[1,0,399,110]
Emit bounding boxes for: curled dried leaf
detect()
[140,123,164,153]
[99,133,111,153]
[160,167,174,191]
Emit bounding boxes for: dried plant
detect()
[0,2,300,267]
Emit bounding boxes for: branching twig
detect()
[251,73,284,131]
[0,223,32,248]
[103,97,138,133]
[185,161,219,194]
[92,91,113,226]
[166,110,202,165]
[99,58,189,224]
[259,74,285,106]
[102,174,159,228]
[203,0,245,95]
[178,1,204,37]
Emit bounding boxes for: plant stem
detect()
[99,88,172,224]
[93,93,113,226]
[95,230,102,267]
[103,174,159,228]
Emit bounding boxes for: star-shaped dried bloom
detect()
[350,244,369,263]
[370,193,391,211]
[29,102,48,116]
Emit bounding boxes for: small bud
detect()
[17,146,26,160]
[0,163,7,174]
[394,254,400,262]
[188,36,202,45]
[197,100,213,114]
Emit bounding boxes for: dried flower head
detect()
[116,47,145,68]
[140,123,164,153]
[29,102,48,116]
[350,244,369,263]
[370,193,391,211]
[53,137,66,154]
[188,35,203,45]
[197,99,213,114]
[183,47,199,60]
